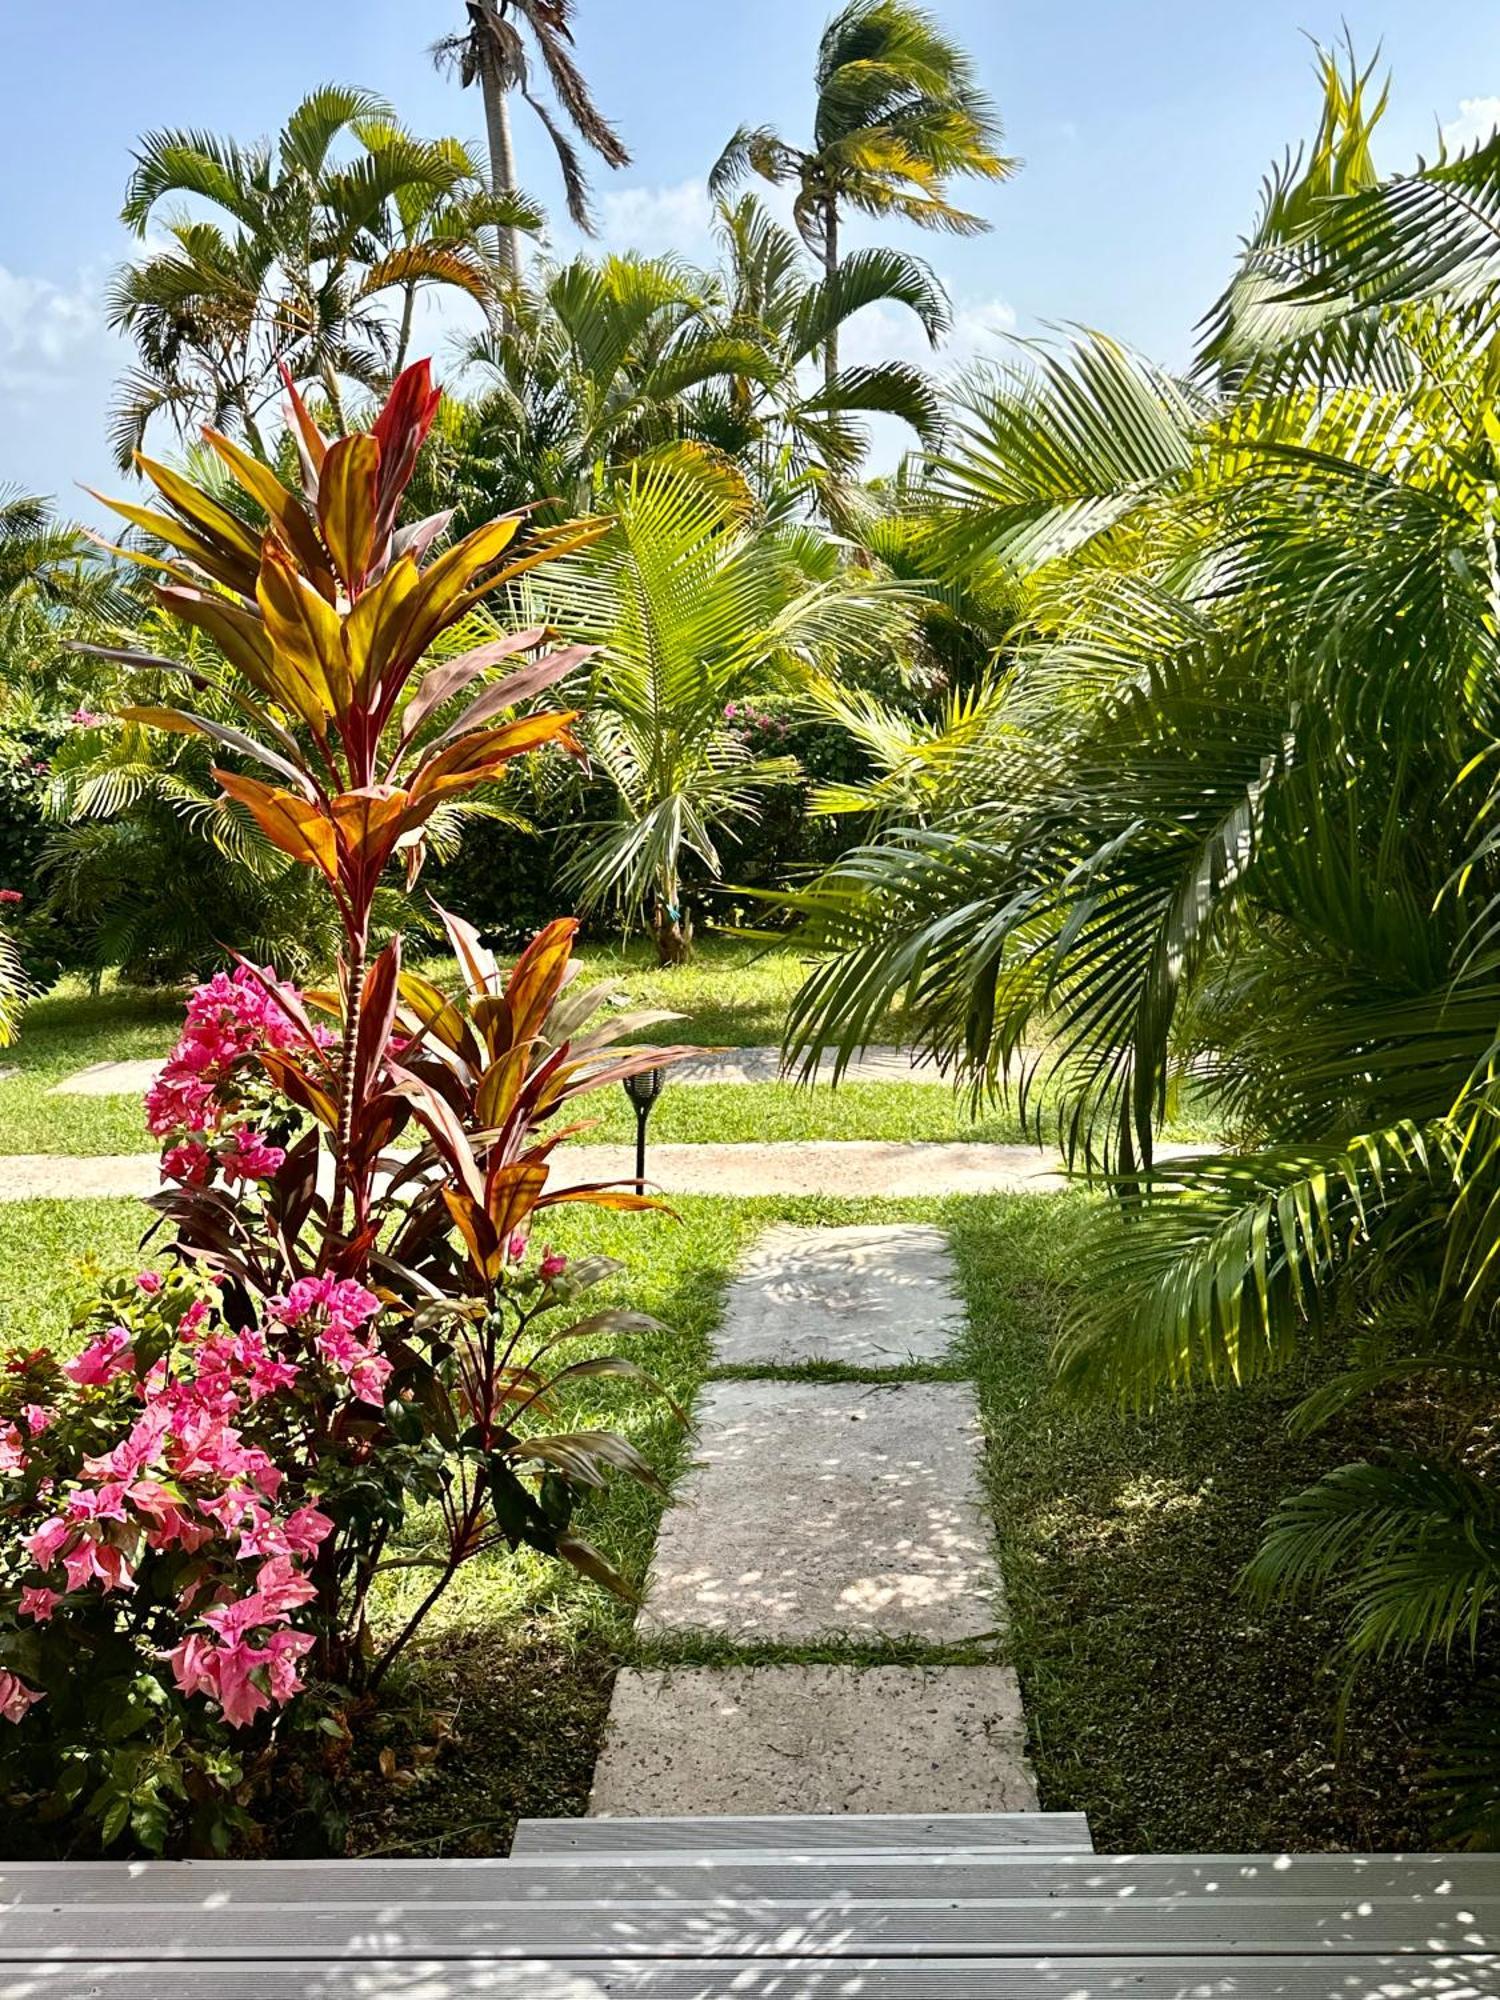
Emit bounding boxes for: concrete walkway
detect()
[48,1045,949,1098]
[0,1140,1074,1203]
[588,1219,1038,1818]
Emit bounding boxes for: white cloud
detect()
[1441,96,1500,154]
[593,178,717,261]
[0,265,110,393]
[841,293,1018,375]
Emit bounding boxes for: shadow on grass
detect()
[945,1191,1473,1854]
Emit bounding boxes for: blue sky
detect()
[4,0,1498,516]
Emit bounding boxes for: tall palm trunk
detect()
[478,28,523,280]
[822,196,840,389]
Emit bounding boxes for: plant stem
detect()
[328,924,369,1251]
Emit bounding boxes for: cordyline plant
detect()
[0,362,698,1847]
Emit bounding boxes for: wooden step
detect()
[2,1852,1496,1960]
[29,1956,1500,1999]
[512,1808,1094,1856]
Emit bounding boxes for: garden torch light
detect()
[622,1065,668,1192]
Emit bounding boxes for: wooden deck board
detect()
[512,1810,1095,1855]
[8,1956,1498,1999]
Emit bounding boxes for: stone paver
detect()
[589,1665,1037,1816]
[50,1058,164,1098]
[713,1221,962,1368]
[46,1043,945,1100]
[0,1154,161,1201]
[567,1139,1067,1196]
[0,1140,1071,1203]
[676,1045,943,1086]
[640,1379,1003,1644]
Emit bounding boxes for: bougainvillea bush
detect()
[0,362,693,1854]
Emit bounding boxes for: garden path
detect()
[0,1140,1078,1202]
[47,1046,947,1098]
[588,1219,1039,1816]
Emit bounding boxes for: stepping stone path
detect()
[590,1665,1036,1816]
[641,1379,999,1643]
[590,1220,1039,1818]
[46,1044,942,1098]
[714,1221,962,1367]
[0,1140,1070,1203]
[50,1058,164,1098]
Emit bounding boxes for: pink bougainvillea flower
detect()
[23,1517,72,1569]
[506,1231,528,1263]
[220,1127,286,1182]
[283,1503,334,1554]
[22,1404,53,1436]
[161,1139,212,1186]
[17,1586,59,1623]
[0,1671,44,1721]
[539,1246,568,1282]
[135,1272,162,1296]
[0,1426,27,1475]
[63,1327,133,1387]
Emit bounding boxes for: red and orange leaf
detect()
[154,587,278,698]
[504,917,580,1049]
[85,490,256,595]
[484,1159,547,1240]
[134,452,264,570]
[537,1184,677,1215]
[258,1051,340,1128]
[318,434,381,590]
[214,767,340,882]
[279,363,329,478]
[256,540,350,724]
[442,1188,502,1281]
[396,970,479,1065]
[201,430,333,593]
[475,1046,532,1131]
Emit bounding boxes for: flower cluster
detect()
[2,1272,340,1731]
[723,700,790,741]
[148,965,318,1189]
[266,1275,389,1408]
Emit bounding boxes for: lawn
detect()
[953,1195,1465,1854]
[0,939,1217,1156]
[0,1185,1468,1858]
[0,979,180,1155]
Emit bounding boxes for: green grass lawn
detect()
[952,1194,1464,1854]
[0,941,1219,1157]
[0,1186,1466,1858]
[0,980,179,1156]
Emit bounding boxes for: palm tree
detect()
[510,455,916,960]
[710,0,1014,384]
[107,86,539,463]
[696,194,949,502]
[432,0,629,277]
[775,49,1500,1832]
[447,251,774,523]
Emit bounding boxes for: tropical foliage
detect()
[0,363,697,1853]
[781,49,1500,1832]
[504,457,915,958]
[432,0,629,273]
[108,86,539,463]
[711,0,1014,380]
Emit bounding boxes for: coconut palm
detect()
[432,0,629,276]
[710,0,1014,384]
[107,86,539,463]
[510,455,916,960]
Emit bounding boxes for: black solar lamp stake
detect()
[622,1066,668,1191]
